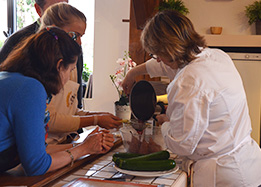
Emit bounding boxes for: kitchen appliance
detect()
[128,80,166,131]
[120,80,166,153]
[130,80,157,121]
[227,52,261,146]
[129,80,157,132]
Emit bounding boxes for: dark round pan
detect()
[129,80,156,122]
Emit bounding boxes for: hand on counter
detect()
[101,130,115,153]
[82,127,114,154]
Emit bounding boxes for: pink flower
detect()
[115,69,122,75]
[110,51,136,102]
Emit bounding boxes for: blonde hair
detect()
[40,2,86,29]
[141,10,206,68]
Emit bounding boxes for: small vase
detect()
[256,21,261,35]
[115,104,131,120]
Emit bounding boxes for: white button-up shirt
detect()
[146,48,261,187]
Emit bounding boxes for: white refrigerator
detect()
[228,52,261,146]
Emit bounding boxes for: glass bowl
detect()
[119,121,166,154]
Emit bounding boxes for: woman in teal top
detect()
[0,27,115,176]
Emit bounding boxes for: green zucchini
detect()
[112,152,143,162]
[117,159,176,171]
[121,150,170,162]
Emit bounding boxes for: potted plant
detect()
[157,0,189,15]
[82,63,92,83]
[245,1,261,35]
[110,51,136,120]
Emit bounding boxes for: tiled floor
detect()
[52,146,187,187]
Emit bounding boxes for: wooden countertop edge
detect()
[64,177,158,187]
[0,138,122,187]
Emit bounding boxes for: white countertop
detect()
[54,145,187,187]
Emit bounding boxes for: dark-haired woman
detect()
[0,27,114,176]
[122,10,261,187]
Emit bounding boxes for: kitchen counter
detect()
[0,129,122,187]
[0,129,187,187]
[52,145,187,187]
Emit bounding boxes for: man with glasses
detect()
[0,0,68,64]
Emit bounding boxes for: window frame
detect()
[7,0,16,36]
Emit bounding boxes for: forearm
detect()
[123,63,148,94]
[79,115,98,128]
[47,144,86,172]
[46,144,73,154]
[48,113,80,132]
[46,128,110,172]
[127,63,148,78]
[76,107,111,116]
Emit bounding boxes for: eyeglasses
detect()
[149,53,157,60]
[67,31,78,41]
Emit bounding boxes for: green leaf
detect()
[158,0,189,15]
[82,64,92,82]
[115,95,129,106]
[245,1,261,25]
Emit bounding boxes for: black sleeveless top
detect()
[0,144,20,173]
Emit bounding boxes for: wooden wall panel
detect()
[129,0,161,82]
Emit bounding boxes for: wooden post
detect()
[129,0,161,82]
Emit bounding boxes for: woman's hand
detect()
[155,114,169,125]
[96,114,122,129]
[101,130,114,153]
[81,128,114,154]
[47,127,115,173]
[82,127,104,154]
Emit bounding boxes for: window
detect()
[16,0,38,29]
[1,0,37,48]
[1,0,94,93]
[1,0,37,47]
[70,0,94,98]
[70,0,94,75]
[0,0,8,48]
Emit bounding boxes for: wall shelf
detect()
[204,34,261,47]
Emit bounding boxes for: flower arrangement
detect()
[110,51,136,106]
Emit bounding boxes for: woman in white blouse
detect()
[122,10,261,187]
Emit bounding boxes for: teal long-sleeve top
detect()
[0,72,52,176]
